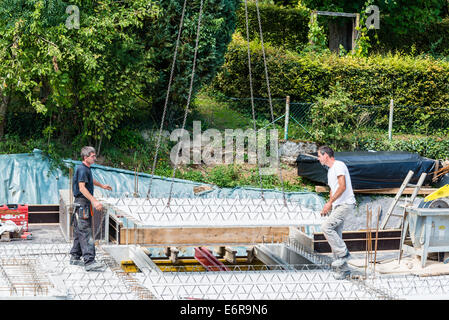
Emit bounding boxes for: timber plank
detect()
[315,185,437,195]
[119,226,290,245]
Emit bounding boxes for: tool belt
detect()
[72,197,92,224]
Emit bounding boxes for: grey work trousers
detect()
[321,203,355,259]
[70,199,96,265]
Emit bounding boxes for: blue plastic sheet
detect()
[0,149,325,211]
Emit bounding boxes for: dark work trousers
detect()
[70,198,96,265]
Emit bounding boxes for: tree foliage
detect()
[235,2,310,52]
[310,82,355,149]
[0,0,239,152]
[299,0,447,35]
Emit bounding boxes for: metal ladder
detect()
[380,170,427,230]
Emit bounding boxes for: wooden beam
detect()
[315,10,358,18]
[315,185,437,195]
[352,13,360,53]
[169,247,179,264]
[224,246,237,264]
[215,246,226,256]
[0,232,11,242]
[246,246,255,263]
[119,226,289,245]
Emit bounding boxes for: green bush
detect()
[235,2,310,51]
[213,36,449,127]
[310,82,355,149]
[111,127,146,152]
[235,2,449,57]
[179,169,205,183]
[357,136,449,160]
[206,165,241,188]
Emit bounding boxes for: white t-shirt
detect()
[327,160,356,208]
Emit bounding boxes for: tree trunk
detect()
[95,133,103,157]
[0,91,10,139]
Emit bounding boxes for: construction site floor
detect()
[26,224,67,243]
[1,224,449,300]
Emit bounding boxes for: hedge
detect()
[213,35,449,126]
[235,2,310,52]
[357,136,449,160]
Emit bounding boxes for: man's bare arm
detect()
[93,179,112,191]
[329,175,346,205]
[321,175,346,216]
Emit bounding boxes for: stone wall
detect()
[279,140,317,165]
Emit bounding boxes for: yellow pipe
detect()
[121,260,139,273]
[159,265,207,272]
[152,257,266,272]
[152,258,199,265]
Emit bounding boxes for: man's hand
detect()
[321,201,332,216]
[92,199,103,211]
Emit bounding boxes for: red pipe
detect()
[194,247,230,271]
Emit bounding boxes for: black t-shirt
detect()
[73,163,94,200]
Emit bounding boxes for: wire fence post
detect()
[284,95,290,140]
[388,98,394,141]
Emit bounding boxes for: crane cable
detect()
[147,0,188,200]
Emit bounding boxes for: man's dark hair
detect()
[318,145,334,158]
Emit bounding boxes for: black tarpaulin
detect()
[296,151,438,189]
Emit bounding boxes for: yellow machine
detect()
[423,184,449,208]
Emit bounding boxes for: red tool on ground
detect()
[194,247,230,271]
[0,204,29,232]
[20,232,32,240]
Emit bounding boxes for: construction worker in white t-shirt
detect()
[317,146,356,279]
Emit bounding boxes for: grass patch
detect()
[193,91,253,130]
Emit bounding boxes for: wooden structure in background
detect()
[310,10,360,53]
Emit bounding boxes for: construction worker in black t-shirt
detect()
[70,146,112,271]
